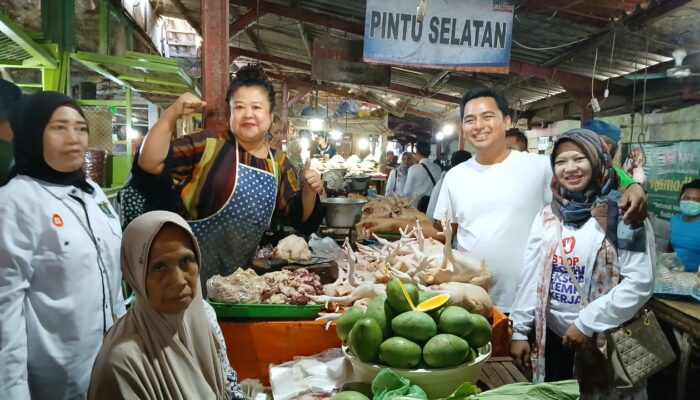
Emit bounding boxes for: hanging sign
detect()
[622,141,700,221]
[363,0,514,73]
[312,37,391,85]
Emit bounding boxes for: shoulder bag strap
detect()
[420,163,436,185]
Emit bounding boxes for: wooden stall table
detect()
[219,319,341,386]
[478,356,529,390]
[647,297,700,400]
[370,176,387,195]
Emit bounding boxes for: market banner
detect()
[622,141,700,221]
[363,0,514,73]
[312,37,391,85]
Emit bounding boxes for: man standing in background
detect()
[505,128,528,152]
[404,141,442,212]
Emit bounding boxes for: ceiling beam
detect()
[267,71,367,102]
[231,46,310,71]
[287,86,312,107]
[245,30,264,54]
[267,71,443,120]
[509,60,603,95]
[168,0,201,35]
[232,0,364,36]
[229,8,265,39]
[423,70,450,91]
[231,47,461,103]
[297,22,313,60]
[389,83,460,104]
[232,0,610,99]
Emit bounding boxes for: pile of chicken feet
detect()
[311,220,493,319]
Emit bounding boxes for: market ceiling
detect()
[5,0,697,123]
[155,0,699,127]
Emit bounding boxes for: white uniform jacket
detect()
[0,175,126,400]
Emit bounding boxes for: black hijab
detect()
[10,91,93,193]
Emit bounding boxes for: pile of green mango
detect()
[337,278,492,369]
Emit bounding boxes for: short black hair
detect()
[506,128,528,149]
[460,87,509,120]
[415,141,431,157]
[0,79,22,123]
[680,179,700,198]
[226,64,276,111]
[449,150,471,168]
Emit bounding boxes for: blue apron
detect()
[189,142,278,291]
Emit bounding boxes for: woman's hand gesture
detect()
[302,159,323,194]
[170,92,207,116]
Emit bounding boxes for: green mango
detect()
[336,306,364,342]
[391,310,437,343]
[348,317,383,362]
[365,295,395,338]
[386,278,419,313]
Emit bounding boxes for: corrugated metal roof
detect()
[221,0,681,110]
[3,0,689,122]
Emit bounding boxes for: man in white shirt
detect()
[433,88,648,313]
[403,141,443,211]
[433,88,552,312]
[357,88,647,313]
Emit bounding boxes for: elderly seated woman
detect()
[89,211,244,400]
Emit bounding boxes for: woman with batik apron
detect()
[132,65,324,290]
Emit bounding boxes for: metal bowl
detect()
[346,175,370,191]
[321,197,367,228]
[326,167,347,177]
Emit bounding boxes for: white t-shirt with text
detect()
[433,150,552,312]
[546,218,601,337]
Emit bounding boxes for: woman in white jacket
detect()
[509,129,654,399]
[0,92,126,399]
[385,151,414,196]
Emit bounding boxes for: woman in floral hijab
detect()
[509,129,655,399]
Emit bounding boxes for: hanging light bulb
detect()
[359,138,369,150]
[436,132,445,141]
[441,123,455,137]
[308,118,324,131]
[329,129,343,140]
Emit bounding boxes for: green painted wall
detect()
[599,103,700,250]
[601,103,700,145]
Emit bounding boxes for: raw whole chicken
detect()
[430,282,493,318]
[274,235,312,261]
[358,196,429,226]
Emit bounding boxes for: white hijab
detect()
[88,211,229,400]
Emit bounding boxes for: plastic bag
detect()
[372,369,428,400]
[657,252,685,271]
[336,100,359,116]
[692,269,700,302]
[308,234,345,261]
[269,348,352,400]
[654,252,698,297]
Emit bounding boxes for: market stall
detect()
[204,210,511,391]
[647,297,700,400]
